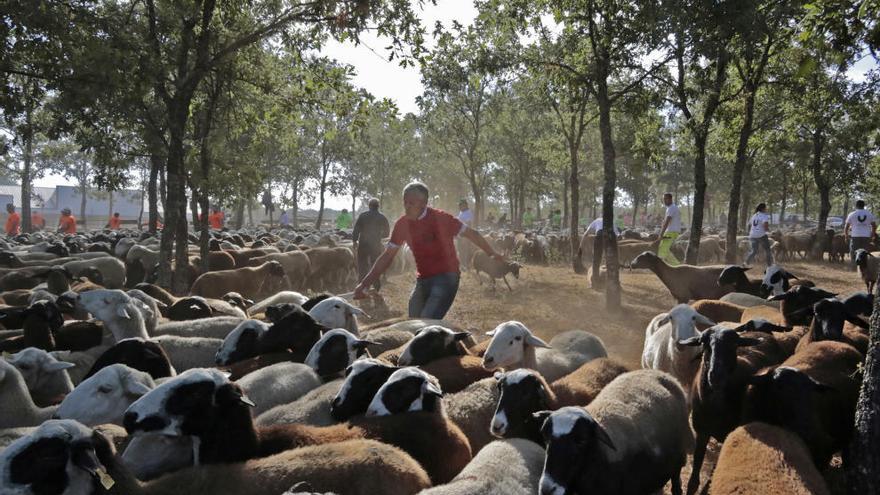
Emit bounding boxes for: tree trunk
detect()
[315,161,328,229]
[234,200,244,229]
[562,173,569,230]
[596,76,621,310]
[812,127,831,242]
[724,86,757,263]
[20,110,33,233]
[137,169,146,230]
[803,178,809,223]
[108,190,114,222]
[198,194,210,275]
[148,154,160,233]
[247,201,253,227]
[842,196,849,221]
[686,132,709,264]
[79,184,87,227]
[189,183,199,227]
[846,281,880,494]
[779,165,788,228]
[570,140,582,273]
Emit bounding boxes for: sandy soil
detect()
[357,258,862,494]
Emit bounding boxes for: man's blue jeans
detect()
[746,235,774,266]
[408,272,460,319]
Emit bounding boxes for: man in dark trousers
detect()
[352,198,390,290]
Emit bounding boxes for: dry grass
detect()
[357,258,861,494]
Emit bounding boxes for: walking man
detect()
[336,209,353,230]
[58,208,77,235]
[107,212,122,230]
[353,182,505,319]
[746,202,774,266]
[352,198,390,291]
[5,204,20,236]
[845,199,877,269]
[658,193,681,266]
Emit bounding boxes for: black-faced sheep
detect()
[768,285,838,327]
[83,338,176,381]
[534,369,692,495]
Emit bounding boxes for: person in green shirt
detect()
[523,207,535,228]
[551,209,562,229]
[336,209,353,229]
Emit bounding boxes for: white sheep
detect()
[62,256,127,289]
[126,244,159,272]
[235,362,322,417]
[642,304,715,395]
[153,316,245,340]
[0,358,57,428]
[50,345,111,385]
[761,265,799,296]
[416,438,544,495]
[76,289,150,341]
[308,296,367,336]
[256,379,343,427]
[126,289,163,334]
[303,328,374,378]
[214,319,271,365]
[366,367,444,417]
[481,322,607,382]
[4,347,75,407]
[55,363,155,426]
[114,237,137,259]
[248,290,308,316]
[720,292,780,308]
[151,335,224,372]
[535,369,693,495]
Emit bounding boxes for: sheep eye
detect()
[692,316,696,321]
[18,364,31,370]
[515,336,522,341]
[98,385,112,393]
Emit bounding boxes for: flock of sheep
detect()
[0,223,874,495]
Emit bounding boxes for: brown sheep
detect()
[630,252,732,303]
[189,261,289,301]
[709,423,831,495]
[222,248,278,268]
[190,250,236,272]
[246,250,311,291]
[471,251,521,292]
[690,300,746,326]
[305,247,355,291]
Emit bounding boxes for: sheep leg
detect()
[671,467,683,495]
[687,434,709,495]
[503,275,512,292]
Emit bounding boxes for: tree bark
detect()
[596,74,621,310]
[779,165,788,228]
[570,138,582,273]
[847,279,880,494]
[811,127,831,259]
[148,153,160,233]
[686,133,709,264]
[79,184,87,227]
[724,85,757,263]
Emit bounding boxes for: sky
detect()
[33,1,879,211]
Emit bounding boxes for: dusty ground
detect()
[358,258,862,494]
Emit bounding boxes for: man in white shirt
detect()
[845,199,877,269]
[456,199,474,270]
[658,193,681,266]
[457,199,474,227]
[586,217,620,236]
[746,202,773,266]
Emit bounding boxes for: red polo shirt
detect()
[389,207,465,279]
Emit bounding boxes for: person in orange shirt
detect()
[107,212,122,230]
[208,208,224,230]
[5,204,20,236]
[58,208,77,234]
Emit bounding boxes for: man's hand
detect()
[352,283,369,300]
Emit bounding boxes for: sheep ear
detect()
[749,370,773,386]
[244,298,254,306]
[453,331,471,342]
[485,329,497,337]
[695,313,716,327]
[767,293,788,301]
[658,315,671,327]
[783,271,798,280]
[594,424,616,451]
[532,410,553,426]
[116,307,131,319]
[493,371,505,381]
[353,340,378,349]
[678,336,702,347]
[45,361,76,372]
[425,380,443,398]
[124,381,153,397]
[345,303,368,317]
[239,394,256,407]
[845,314,869,329]
[525,334,550,348]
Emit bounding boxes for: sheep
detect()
[534,369,693,495]
[246,250,312,291]
[167,296,247,320]
[794,297,869,355]
[256,379,343,427]
[768,285,838,327]
[843,291,873,317]
[153,316,244,340]
[365,367,445,417]
[642,304,716,396]
[214,306,326,366]
[126,289,161,334]
[55,363,155,426]
[743,341,863,467]
[49,344,112,385]
[393,326,492,393]
[0,420,432,495]
[308,296,367,336]
[709,422,831,495]
[83,338,176,381]
[0,358,57,428]
[221,292,253,315]
[4,347,75,406]
[131,282,176,307]
[124,368,469,485]
[678,326,787,495]
[76,289,149,342]
[126,244,159,275]
[247,290,308,316]
[235,362,322,416]
[855,248,879,293]
[303,328,376,378]
[114,236,137,258]
[0,300,83,353]
[150,335,224,372]
[760,265,803,296]
[189,261,290,301]
[471,251,522,292]
[62,256,126,289]
[481,321,607,382]
[716,265,764,296]
[490,358,629,443]
[305,247,356,291]
[630,251,732,303]
[417,438,545,495]
[330,358,402,421]
[720,291,780,308]
[690,300,745,325]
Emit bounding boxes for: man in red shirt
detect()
[31,211,46,231]
[353,182,504,319]
[209,208,224,230]
[58,208,77,234]
[5,204,20,236]
[107,212,122,230]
